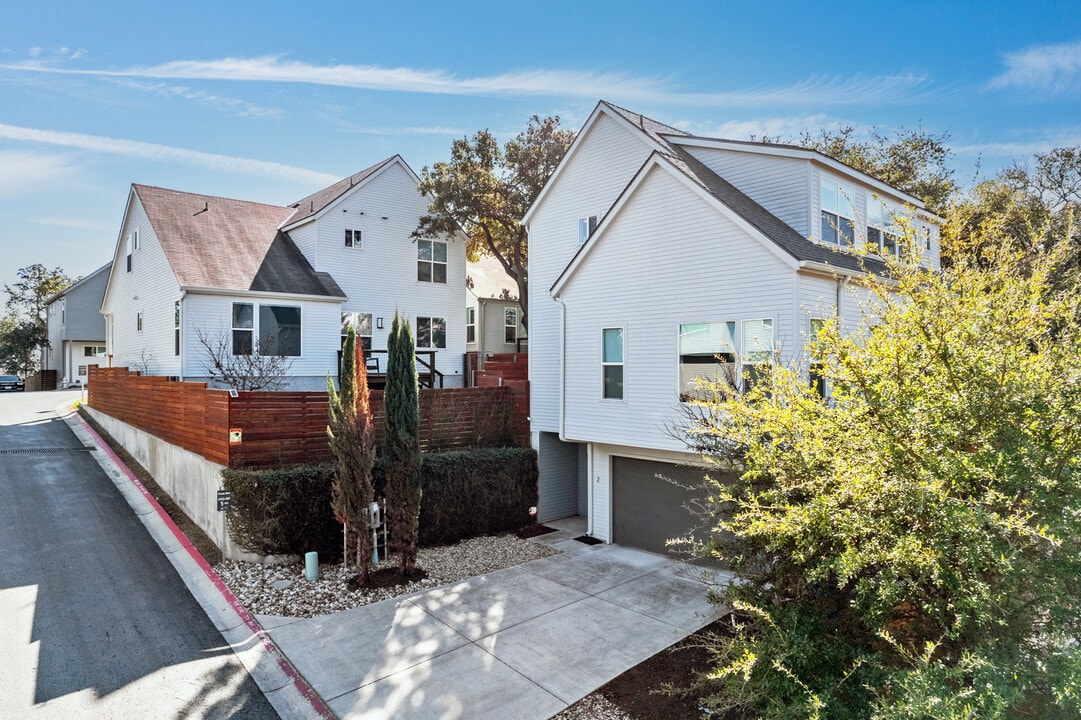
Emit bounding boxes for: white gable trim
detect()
[668,135,933,214]
[281,155,419,231]
[181,286,347,303]
[100,187,183,312]
[550,152,801,297]
[521,102,672,227]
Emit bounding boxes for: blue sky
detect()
[2,0,1080,292]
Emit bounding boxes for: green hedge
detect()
[221,464,340,558]
[221,447,538,557]
[415,447,538,546]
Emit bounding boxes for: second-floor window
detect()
[821,179,855,246]
[867,199,901,257]
[679,321,736,401]
[742,318,774,391]
[579,215,598,244]
[602,327,624,400]
[344,229,362,248]
[418,240,447,283]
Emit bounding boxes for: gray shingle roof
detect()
[133,184,344,297]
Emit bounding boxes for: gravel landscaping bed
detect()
[214,533,561,618]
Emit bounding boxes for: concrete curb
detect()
[58,400,336,720]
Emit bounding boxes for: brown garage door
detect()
[611,457,712,556]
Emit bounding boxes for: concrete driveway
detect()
[261,519,729,720]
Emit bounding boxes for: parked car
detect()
[0,375,25,392]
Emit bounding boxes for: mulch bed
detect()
[347,566,429,591]
[517,523,558,539]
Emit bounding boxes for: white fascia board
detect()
[522,102,671,228]
[100,186,140,313]
[551,153,800,297]
[668,135,937,217]
[281,155,407,232]
[180,286,348,303]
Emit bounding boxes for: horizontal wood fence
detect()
[88,366,528,469]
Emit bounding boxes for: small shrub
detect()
[221,464,340,559]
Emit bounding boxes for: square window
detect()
[679,321,736,400]
[417,317,446,348]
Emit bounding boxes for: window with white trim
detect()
[259,305,302,357]
[84,346,107,357]
[578,215,598,244]
[504,308,518,344]
[341,312,373,351]
[125,234,133,272]
[808,318,827,398]
[741,318,774,391]
[466,307,476,344]
[232,303,253,355]
[417,316,446,348]
[344,229,362,248]
[867,198,901,257]
[602,327,624,400]
[820,179,855,246]
[417,240,448,283]
[679,321,736,401]
[174,301,181,356]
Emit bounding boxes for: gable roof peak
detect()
[284,155,403,227]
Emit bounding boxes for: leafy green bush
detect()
[416,447,538,546]
[221,464,340,559]
[221,447,538,556]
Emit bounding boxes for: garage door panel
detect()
[612,457,713,556]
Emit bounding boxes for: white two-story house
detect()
[100,156,467,389]
[524,101,941,553]
[42,263,110,387]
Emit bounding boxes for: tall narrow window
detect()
[808,318,827,398]
[742,319,774,391]
[417,317,447,348]
[578,215,598,244]
[417,240,448,283]
[679,321,736,401]
[136,312,143,332]
[602,327,624,400]
[504,308,518,344]
[466,307,476,344]
[174,301,181,356]
[232,302,253,355]
[820,179,855,246]
[125,234,133,272]
[344,229,362,248]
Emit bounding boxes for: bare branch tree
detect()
[196,327,294,390]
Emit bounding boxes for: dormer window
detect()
[578,215,598,244]
[820,179,855,246]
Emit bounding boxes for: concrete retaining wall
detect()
[85,406,274,562]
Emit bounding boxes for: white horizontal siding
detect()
[688,148,812,236]
[527,112,658,433]
[181,292,342,383]
[295,162,467,384]
[559,164,798,452]
[102,197,182,377]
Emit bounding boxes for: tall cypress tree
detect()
[383,312,422,576]
[327,325,376,584]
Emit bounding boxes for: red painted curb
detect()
[68,404,336,719]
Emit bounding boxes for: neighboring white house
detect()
[100,155,467,389]
[42,263,110,387]
[524,101,941,553]
[466,254,527,368]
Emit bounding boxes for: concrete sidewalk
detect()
[261,519,729,720]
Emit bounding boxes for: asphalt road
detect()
[0,390,279,719]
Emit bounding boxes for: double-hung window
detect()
[232,303,254,355]
[602,327,624,400]
[417,240,448,283]
[504,308,518,344]
[867,199,901,257]
[466,307,476,344]
[417,317,447,349]
[741,319,774,391]
[820,179,856,246]
[341,312,373,351]
[679,321,736,401]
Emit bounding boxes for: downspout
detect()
[553,293,593,535]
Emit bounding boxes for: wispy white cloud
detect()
[679,114,866,142]
[0,150,78,196]
[107,78,283,118]
[987,40,1081,93]
[28,215,115,232]
[0,124,338,186]
[4,55,933,107]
